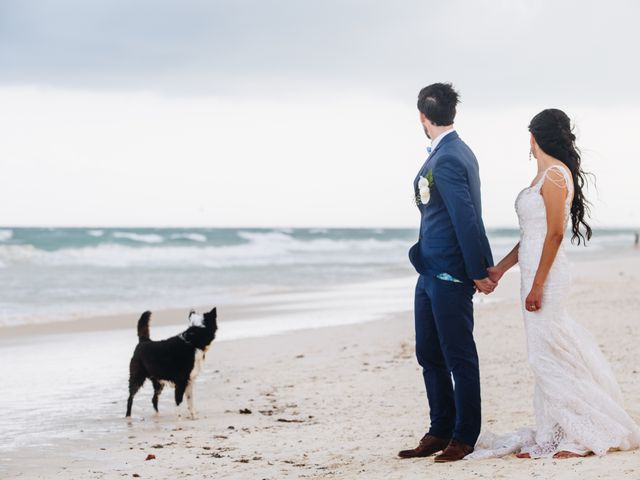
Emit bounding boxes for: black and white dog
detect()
[126,307,218,419]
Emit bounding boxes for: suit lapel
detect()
[415,131,461,196]
[429,131,459,159]
[421,131,459,175]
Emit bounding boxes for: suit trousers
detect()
[414,274,481,446]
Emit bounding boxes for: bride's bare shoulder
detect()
[540,164,574,205]
[543,164,572,189]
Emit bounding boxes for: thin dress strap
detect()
[536,165,573,204]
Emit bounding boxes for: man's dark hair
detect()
[417,83,459,126]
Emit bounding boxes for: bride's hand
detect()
[487,266,504,284]
[525,285,543,312]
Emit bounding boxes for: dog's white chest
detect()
[190,349,205,380]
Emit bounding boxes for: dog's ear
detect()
[209,307,217,316]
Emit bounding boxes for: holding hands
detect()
[473,265,504,295]
[474,276,497,295]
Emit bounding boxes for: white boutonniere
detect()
[416,170,434,205]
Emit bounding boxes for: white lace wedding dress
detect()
[468,165,640,459]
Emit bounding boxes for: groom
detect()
[400,83,495,462]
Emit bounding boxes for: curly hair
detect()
[529,109,593,245]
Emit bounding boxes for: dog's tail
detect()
[137,311,152,343]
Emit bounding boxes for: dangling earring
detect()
[529,150,533,162]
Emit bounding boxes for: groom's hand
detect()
[474,277,496,295]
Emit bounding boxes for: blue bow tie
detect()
[426,146,432,154]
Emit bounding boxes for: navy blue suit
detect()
[408,131,493,447]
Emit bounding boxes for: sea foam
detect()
[112,231,165,243]
[0,232,408,269]
[0,229,13,242]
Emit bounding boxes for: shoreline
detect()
[0,274,417,341]
[1,248,636,341]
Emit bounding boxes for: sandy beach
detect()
[1,251,639,479]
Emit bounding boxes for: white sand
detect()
[1,251,639,479]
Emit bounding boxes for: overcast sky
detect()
[1,0,639,227]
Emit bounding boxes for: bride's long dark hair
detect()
[528,109,593,245]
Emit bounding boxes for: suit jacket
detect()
[409,131,493,281]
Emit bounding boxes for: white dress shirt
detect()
[428,127,456,153]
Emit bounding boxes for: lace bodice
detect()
[466,165,640,460]
[516,166,573,291]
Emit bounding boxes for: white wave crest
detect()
[87,230,104,237]
[112,232,164,243]
[0,233,409,269]
[0,229,13,242]
[170,233,207,242]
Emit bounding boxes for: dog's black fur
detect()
[126,308,218,418]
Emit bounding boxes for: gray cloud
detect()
[1,0,638,105]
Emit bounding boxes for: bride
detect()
[470,109,640,459]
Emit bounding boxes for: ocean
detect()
[0,226,636,328]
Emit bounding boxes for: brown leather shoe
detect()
[433,439,474,462]
[398,434,450,458]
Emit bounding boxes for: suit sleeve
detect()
[433,155,489,280]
